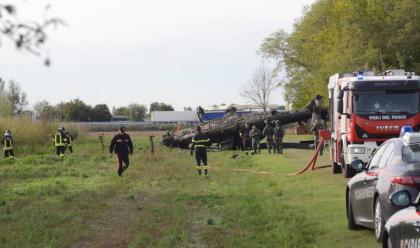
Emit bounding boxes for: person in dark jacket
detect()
[249,125,262,154]
[263,120,275,154]
[239,123,252,152]
[273,120,284,154]
[191,126,210,176]
[2,130,14,159]
[109,127,133,176]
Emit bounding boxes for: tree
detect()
[33,100,49,117]
[34,100,61,121]
[0,3,65,65]
[259,0,420,109]
[7,80,28,115]
[0,78,11,116]
[149,102,174,112]
[58,98,92,122]
[91,104,112,122]
[127,103,147,121]
[112,104,147,121]
[240,64,278,113]
[113,107,128,116]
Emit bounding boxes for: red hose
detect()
[288,138,331,176]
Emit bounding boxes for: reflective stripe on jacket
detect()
[67,135,73,146]
[192,133,210,148]
[3,137,13,150]
[54,133,65,146]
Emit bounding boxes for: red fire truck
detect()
[328,70,420,177]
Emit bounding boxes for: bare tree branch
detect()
[240,64,278,112]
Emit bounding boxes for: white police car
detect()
[382,190,420,248]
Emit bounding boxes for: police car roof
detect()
[402,132,420,145]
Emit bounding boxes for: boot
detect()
[197,169,202,175]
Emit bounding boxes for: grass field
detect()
[0,133,379,248]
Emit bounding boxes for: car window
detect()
[369,144,388,170]
[377,143,395,169]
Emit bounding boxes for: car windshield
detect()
[354,90,419,114]
[403,144,420,163]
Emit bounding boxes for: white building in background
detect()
[151,111,199,123]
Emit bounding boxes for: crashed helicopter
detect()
[162,97,327,149]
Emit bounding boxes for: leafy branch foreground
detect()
[0,135,377,247]
[0,3,65,65]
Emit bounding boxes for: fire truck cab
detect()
[328,70,420,178]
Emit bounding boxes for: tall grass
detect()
[0,117,82,152]
[0,136,379,247]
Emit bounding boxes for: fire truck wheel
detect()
[332,162,342,174]
[341,153,355,178]
[343,163,355,178]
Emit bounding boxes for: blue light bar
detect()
[400,126,413,137]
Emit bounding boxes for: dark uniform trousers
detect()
[195,147,207,166]
[56,146,65,156]
[4,138,14,158]
[117,152,130,174]
[242,138,251,151]
[266,139,275,153]
[4,150,14,158]
[274,138,283,154]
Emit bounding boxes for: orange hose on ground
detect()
[287,139,324,176]
[313,165,332,170]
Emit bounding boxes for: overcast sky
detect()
[0,0,314,110]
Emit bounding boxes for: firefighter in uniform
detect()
[3,130,14,159]
[273,120,284,154]
[190,126,210,176]
[249,125,262,154]
[109,127,133,176]
[65,131,74,153]
[53,128,66,157]
[263,120,275,154]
